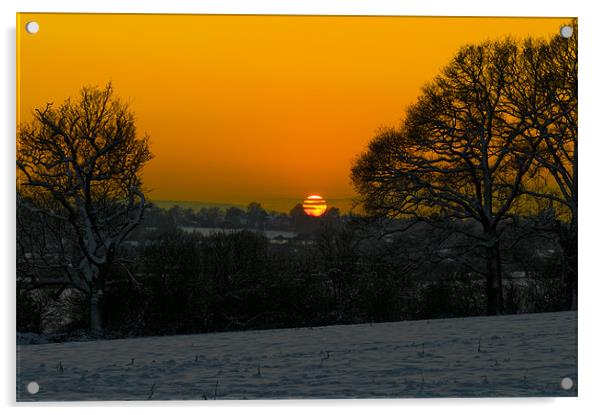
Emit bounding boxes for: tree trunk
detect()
[89,287,103,335]
[485,239,504,315]
[89,266,107,335]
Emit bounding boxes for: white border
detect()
[2,1,601,414]
[1,0,581,17]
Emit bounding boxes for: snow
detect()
[16,311,577,401]
[17,333,49,346]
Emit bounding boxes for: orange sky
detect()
[17,14,569,211]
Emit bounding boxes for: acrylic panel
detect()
[16,13,577,401]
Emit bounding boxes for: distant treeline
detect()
[136,201,343,233]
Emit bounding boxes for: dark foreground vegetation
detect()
[18,202,570,339]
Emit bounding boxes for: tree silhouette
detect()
[17,84,153,334]
[352,40,546,315]
[508,23,578,309]
[225,206,246,228]
[246,202,268,230]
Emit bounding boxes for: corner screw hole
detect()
[560,377,574,390]
[25,21,40,34]
[560,26,573,39]
[26,381,40,394]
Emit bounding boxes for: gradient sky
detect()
[17,14,568,211]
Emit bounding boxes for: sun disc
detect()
[303,195,327,217]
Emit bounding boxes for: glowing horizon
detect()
[17,14,568,211]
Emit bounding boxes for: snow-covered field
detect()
[16,311,577,401]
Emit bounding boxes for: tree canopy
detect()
[17,84,153,333]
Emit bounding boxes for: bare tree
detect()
[17,84,153,334]
[352,40,542,315]
[506,23,577,309]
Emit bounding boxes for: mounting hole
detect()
[560,26,573,39]
[560,377,574,390]
[25,21,40,34]
[26,381,40,394]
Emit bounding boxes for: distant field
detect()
[181,227,297,239]
[150,198,355,214]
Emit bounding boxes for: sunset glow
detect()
[16,14,566,211]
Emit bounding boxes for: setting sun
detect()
[14,13,577,401]
[16,14,565,211]
[303,195,327,217]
